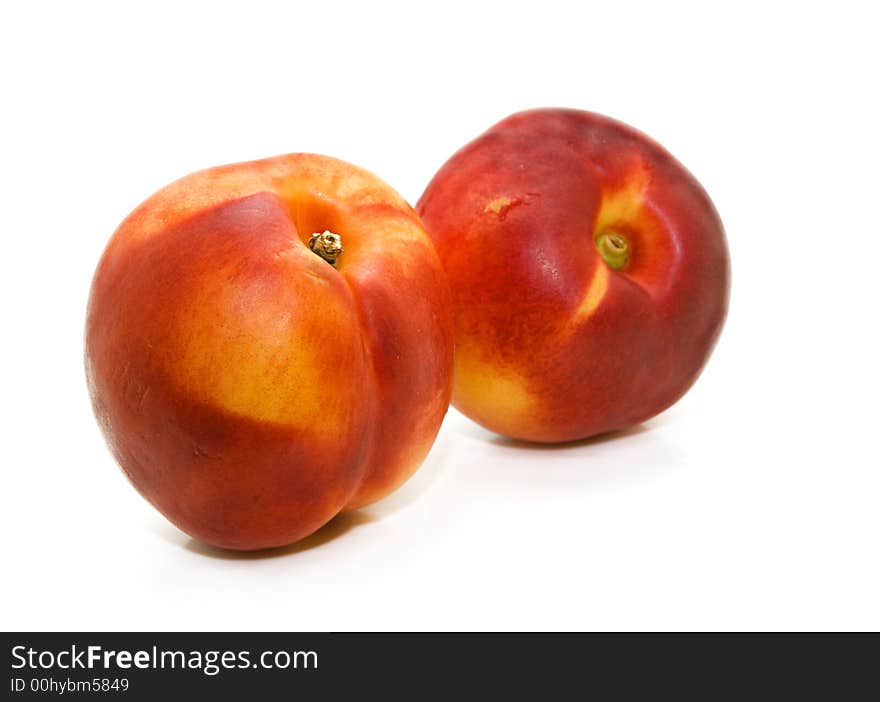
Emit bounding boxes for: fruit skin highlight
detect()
[417,109,729,443]
[86,154,453,550]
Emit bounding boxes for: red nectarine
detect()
[417,109,729,442]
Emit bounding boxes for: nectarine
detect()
[417,109,729,442]
[86,154,453,549]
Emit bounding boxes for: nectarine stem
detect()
[308,231,343,267]
[596,232,629,270]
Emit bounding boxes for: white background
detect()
[2,1,878,631]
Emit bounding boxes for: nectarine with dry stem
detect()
[86,154,453,549]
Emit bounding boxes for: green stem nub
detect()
[308,230,343,267]
[596,232,630,270]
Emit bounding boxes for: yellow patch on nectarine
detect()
[484,196,513,215]
[453,350,534,435]
[594,163,651,235]
[574,262,609,322]
[165,250,366,428]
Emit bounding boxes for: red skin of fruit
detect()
[86,154,453,550]
[417,109,729,442]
